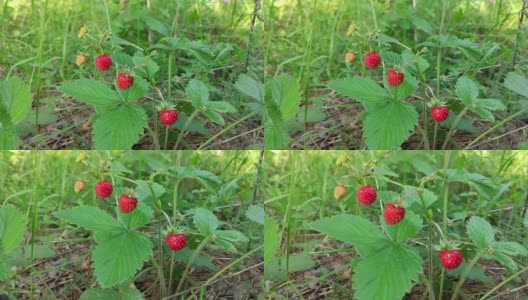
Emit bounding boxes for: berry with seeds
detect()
[387,69,404,86]
[95,54,112,71]
[118,193,138,213]
[439,249,463,269]
[117,72,134,90]
[95,180,113,199]
[364,52,381,69]
[356,185,377,205]
[384,202,405,224]
[166,233,187,251]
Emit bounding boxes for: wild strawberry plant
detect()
[329,47,507,149]
[309,157,528,299]
[49,156,252,298]
[0,205,27,281]
[58,28,237,150]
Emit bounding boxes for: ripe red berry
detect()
[439,249,463,269]
[95,54,112,71]
[431,106,449,122]
[160,109,179,126]
[384,202,405,224]
[118,193,138,213]
[364,52,381,69]
[387,69,404,86]
[95,180,113,199]
[166,233,187,251]
[117,72,134,90]
[356,185,377,205]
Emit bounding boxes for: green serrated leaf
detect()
[235,74,264,103]
[264,215,280,264]
[0,77,32,124]
[117,202,154,230]
[92,231,153,288]
[271,75,301,120]
[55,206,123,233]
[363,101,418,149]
[328,77,391,110]
[135,180,166,201]
[491,251,517,272]
[455,77,479,106]
[93,104,147,149]
[381,211,423,243]
[202,109,225,125]
[116,76,148,103]
[176,166,221,192]
[246,205,264,225]
[493,241,528,256]
[192,208,219,236]
[467,216,495,249]
[58,80,122,107]
[0,105,18,149]
[186,79,210,109]
[206,101,237,114]
[214,230,249,244]
[0,205,26,254]
[504,72,528,98]
[353,244,423,300]
[310,214,390,255]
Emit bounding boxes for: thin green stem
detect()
[175,236,210,294]
[433,122,438,150]
[450,249,487,300]
[464,108,528,149]
[163,126,169,150]
[173,110,199,150]
[198,112,256,150]
[479,264,528,300]
[441,107,469,150]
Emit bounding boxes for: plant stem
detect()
[464,108,528,149]
[479,264,528,300]
[173,110,199,150]
[175,236,210,294]
[198,112,256,150]
[441,107,469,150]
[163,126,169,150]
[450,249,487,300]
[433,122,438,150]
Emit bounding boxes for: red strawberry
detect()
[387,69,404,86]
[118,193,138,213]
[117,72,134,90]
[431,106,449,122]
[364,52,381,69]
[166,233,187,251]
[439,249,463,269]
[334,184,347,200]
[356,185,377,205]
[160,109,179,126]
[384,202,405,224]
[95,54,112,71]
[95,180,113,199]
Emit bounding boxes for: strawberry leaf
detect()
[353,244,423,300]
[0,205,26,254]
[455,76,479,106]
[504,72,528,98]
[191,208,219,236]
[55,206,123,233]
[381,211,423,243]
[92,103,147,149]
[0,77,32,124]
[271,75,301,120]
[186,79,210,109]
[92,230,153,288]
[310,214,390,256]
[235,74,264,103]
[467,216,495,249]
[328,77,391,111]
[362,101,418,149]
[58,79,122,107]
